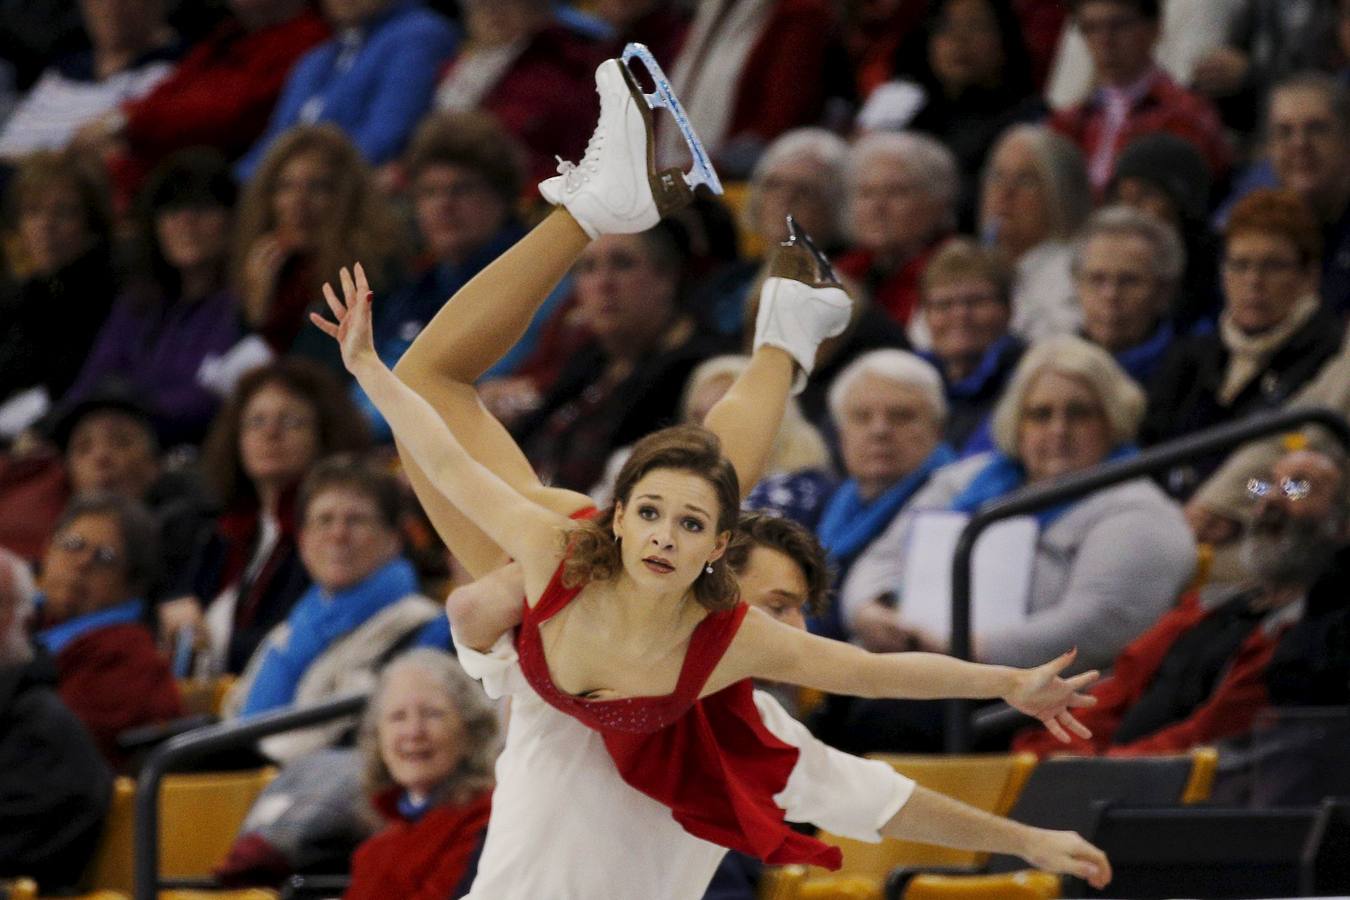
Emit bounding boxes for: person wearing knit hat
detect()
[1108,133,1222,330]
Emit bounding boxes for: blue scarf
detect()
[242,557,419,717]
[948,446,1139,528]
[1112,320,1175,385]
[816,444,957,565]
[35,597,144,655]
[925,334,1022,400]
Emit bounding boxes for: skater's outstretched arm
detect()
[882,787,1112,889]
[314,264,572,597]
[714,609,1098,743]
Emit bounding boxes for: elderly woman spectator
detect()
[694,127,851,337]
[232,124,404,373]
[916,238,1024,457]
[799,350,955,639]
[31,492,184,770]
[0,152,117,430]
[836,131,960,331]
[1106,133,1220,330]
[235,0,456,181]
[223,457,444,763]
[344,649,497,899]
[845,336,1195,672]
[1074,205,1185,386]
[512,222,731,492]
[0,0,180,160]
[354,112,564,441]
[857,0,1045,221]
[1143,189,1344,497]
[64,149,245,446]
[979,124,1093,343]
[0,547,111,892]
[433,0,602,186]
[161,359,370,674]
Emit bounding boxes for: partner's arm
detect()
[445,563,526,652]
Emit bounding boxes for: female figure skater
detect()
[312,48,1110,897]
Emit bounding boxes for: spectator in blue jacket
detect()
[236,0,458,181]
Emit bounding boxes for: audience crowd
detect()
[4,0,1350,895]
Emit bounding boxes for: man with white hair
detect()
[836,131,960,329]
[0,547,112,891]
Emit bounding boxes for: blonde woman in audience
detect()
[979,123,1092,342]
[231,124,404,370]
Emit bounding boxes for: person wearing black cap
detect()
[1107,132,1222,331]
[62,147,246,447]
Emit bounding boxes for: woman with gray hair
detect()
[836,131,961,330]
[846,335,1194,672]
[979,124,1092,342]
[345,648,499,900]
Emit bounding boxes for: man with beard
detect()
[1013,447,1348,757]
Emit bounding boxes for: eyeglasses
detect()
[303,511,385,533]
[1021,401,1103,425]
[1077,270,1154,293]
[242,412,315,433]
[1246,477,1312,502]
[924,291,1003,314]
[53,533,123,567]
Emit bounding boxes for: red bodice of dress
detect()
[515,557,843,870]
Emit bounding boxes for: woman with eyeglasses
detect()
[1142,188,1345,499]
[835,335,1194,752]
[158,359,370,674]
[31,492,184,771]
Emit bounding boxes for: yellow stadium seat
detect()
[798,876,884,899]
[175,676,238,718]
[760,865,808,900]
[902,870,1061,900]
[158,891,279,899]
[83,768,276,895]
[720,181,762,258]
[810,753,1037,881]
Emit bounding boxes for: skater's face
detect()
[238,385,321,492]
[378,665,467,801]
[836,374,943,501]
[1076,232,1167,352]
[300,488,401,593]
[413,163,510,264]
[613,469,730,591]
[1016,370,1112,484]
[738,546,808,631]
[574,234,678,350]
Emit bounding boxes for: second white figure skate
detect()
[540,43,723,238]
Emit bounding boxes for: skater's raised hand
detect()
[311,263,378,373]
[1003,648,1098,743]
[1023,827,1112,890]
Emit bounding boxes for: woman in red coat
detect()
[345,649,499,900]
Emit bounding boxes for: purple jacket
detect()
[66,286,243,445]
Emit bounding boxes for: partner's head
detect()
[564,425,740,611]
[725,513,830,631]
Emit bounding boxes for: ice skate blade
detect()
[767,215,841,287]
[621,42,723,198]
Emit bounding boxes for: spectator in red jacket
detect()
[1049,0,1230,195]
[31,492,184,771]
[345,648,498,900]
[1013,447,1348,758]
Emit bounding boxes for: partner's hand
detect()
[311,263,378,372]
[1004,648,1098,743]
[1022,827,1112,889]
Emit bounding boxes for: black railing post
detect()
[945,407,1350,753]
[133,692,368,900]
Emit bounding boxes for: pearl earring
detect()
[704,562,714,574]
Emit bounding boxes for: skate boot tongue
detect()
[766,215,841,287]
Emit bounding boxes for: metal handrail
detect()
[133,692,368,900]
[944,406,1350,752]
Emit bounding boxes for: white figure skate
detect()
[755,216,852,394]
[540,42,723,238]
